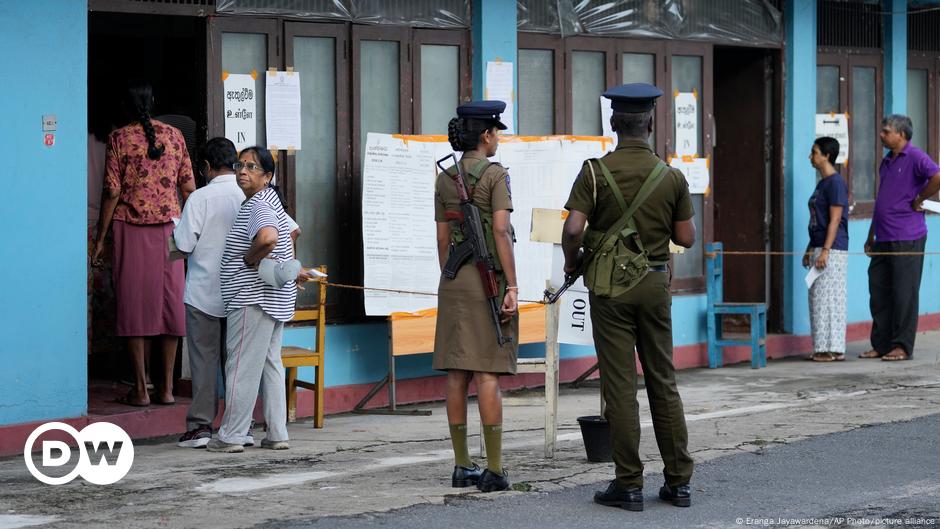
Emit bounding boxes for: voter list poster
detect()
[361,133,607,317]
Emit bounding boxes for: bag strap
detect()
[469,159,491,176]
[595,159,669,242]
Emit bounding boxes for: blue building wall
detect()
[472,0,518,125]
[884,0,907,116]
[784,0,818,334]
[0,0,88,426]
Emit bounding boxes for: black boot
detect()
[477,468,510,492]
[593,481,644,511]
[452,464,483,488]
[659,483,691,507]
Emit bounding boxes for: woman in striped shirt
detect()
[208,146,306,452]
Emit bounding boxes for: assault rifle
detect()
[543,249,584,304]
[436,153,512,347]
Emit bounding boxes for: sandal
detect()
[859,349,881,359]
[881,350,910,361]
[810,352,834,362]
[831,353,845,362]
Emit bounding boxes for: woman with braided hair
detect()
[433,100,518,492]
[93,80,195,407]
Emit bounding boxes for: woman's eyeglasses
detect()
[233,162,263,172]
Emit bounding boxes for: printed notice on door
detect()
[669,155,710,195]
[674,91,698,157]
[224,73,256,151]
[265,71,302,151]
[815,113,849,164]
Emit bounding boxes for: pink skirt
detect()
[112,220,185,337]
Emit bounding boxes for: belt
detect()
[649,264,668,273]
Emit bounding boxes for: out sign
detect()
[44,133,55,147]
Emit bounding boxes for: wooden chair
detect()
[706,243,767,369]
[281,266,327,428]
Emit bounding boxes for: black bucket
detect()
[577,415,613,462]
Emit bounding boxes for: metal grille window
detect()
[909,7,940,52]
[817,0,882,49]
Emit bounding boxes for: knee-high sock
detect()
[449,424,472,467]
[482,424,502,472]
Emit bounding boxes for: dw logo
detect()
[23,422,134,485]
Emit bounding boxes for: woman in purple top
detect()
[804,137,849,362]
[860,115,940,361]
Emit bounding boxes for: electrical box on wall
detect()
[42,115,57,131]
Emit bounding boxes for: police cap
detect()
[602,83,663,113]
[456,100,508,130]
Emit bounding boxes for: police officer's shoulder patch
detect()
[504,173,512,197]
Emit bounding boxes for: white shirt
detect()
[174,174,245,317]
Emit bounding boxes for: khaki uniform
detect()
[565,138,695,489]
[432,151,519,375]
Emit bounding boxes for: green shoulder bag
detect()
[581,158,669,298]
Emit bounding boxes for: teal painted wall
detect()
[471,0,517,125]
[0,0,88,426]
[784,0,818,334]
[884,0,907,116]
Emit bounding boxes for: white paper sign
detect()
[549,245,594,345]
[814,113,849,164]
[223,74,257,151]
[360,134,609,316]
[674,91,698,157]
[265,71,302,150]
[485,61,515,134]
[600,96,616,152]
[669,156,710,194]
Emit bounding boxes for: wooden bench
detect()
[281,266,327,427]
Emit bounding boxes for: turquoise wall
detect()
[472,0,518,125]
[0,0,88,426]
[784,0,818,334]
[883,0,907,116]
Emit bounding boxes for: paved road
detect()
[264,413,940,529]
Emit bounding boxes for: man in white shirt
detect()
[174,138,246,448]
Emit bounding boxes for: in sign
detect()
[44,133,55,147]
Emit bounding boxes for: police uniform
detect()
[433,102,519,375]
[564,84,695,501]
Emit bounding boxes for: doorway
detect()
[713,46,783,331]
[87,11,207,392]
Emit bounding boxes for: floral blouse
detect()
[105,120,194,225]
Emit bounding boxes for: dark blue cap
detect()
[456,100,508,130]
[603,83,663,113]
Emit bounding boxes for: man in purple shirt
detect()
[861,115,940,361]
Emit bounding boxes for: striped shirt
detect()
[220,187,297,322]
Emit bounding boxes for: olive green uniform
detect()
[433,151,519,375]
[565,138,695,489]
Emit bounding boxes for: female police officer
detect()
[433,101,519,492]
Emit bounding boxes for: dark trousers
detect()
[868,237,926,357]
[184,304,226,430]
[589,272,694,489]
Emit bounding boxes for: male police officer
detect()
[561,83,696,511]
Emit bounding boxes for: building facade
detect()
[2,0,939,446]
